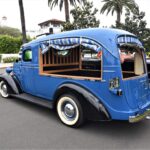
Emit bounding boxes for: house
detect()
[38,19,65,35]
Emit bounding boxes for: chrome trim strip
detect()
[129,109,150,123]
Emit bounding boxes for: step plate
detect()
[10,93,54,109]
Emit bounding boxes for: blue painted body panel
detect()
[12,28,150,121]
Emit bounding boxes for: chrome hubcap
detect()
[2,84,7,94]
[64,103,75,118]
[0,81,8,97]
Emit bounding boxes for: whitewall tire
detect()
[0,81,9,98]
[57,94,84,127]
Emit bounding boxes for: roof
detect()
[25,28,141,57]
[38,19,65,26]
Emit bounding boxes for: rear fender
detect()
[54,83,110,120]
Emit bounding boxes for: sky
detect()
[0,0,150,31]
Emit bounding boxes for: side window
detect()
[55,50,70,56]
[23,49,32,62]
[82,49,101,60]
[81,48,102,71]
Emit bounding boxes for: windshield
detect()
[119,45,146,79]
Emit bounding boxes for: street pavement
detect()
[0,63,13,69]
[0,68,150,150]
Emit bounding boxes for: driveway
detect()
[0,68,150,150]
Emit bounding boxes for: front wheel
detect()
[0,80,10,98]
[57,94,85,127]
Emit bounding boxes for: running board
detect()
[10,93,54,109]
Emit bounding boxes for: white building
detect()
[0,16,8,26]
[38,19,64,35]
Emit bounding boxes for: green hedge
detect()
[2,56,18,63]
[0,35,22,54]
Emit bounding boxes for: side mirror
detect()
[15,57,21,63]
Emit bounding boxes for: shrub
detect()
[0,35,32,54]
[0,35,22,54]
[2,56,18,63]
[0,26,21,37]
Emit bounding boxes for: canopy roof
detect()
[25,28,142,57]
[41,37,102,54]
[117,35,142,46]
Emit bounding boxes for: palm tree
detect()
[18,0,27,43]
[100,0,138,25]
[48,0,86,22]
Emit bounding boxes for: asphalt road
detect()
[0,68,150,150]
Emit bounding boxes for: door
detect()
[21,48,35,94]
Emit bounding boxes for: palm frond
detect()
[59,0,64,11]
[48,0,59,10]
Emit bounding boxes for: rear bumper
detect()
[129,109,150,123]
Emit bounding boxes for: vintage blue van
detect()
[0,28,150,127]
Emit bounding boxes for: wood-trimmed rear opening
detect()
[119,45,146,80]
[39,47,102,81]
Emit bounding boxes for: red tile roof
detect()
[38,19,65,26]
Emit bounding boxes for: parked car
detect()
[0,28,150,127]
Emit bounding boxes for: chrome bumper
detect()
[129,109,150,123]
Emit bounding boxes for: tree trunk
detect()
[18,0,27,44]
[116,9,121,27]
[64,0,70,22]
[116,11,121,25]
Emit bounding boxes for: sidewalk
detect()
[0,63,13,69]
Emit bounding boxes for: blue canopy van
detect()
[0,28,150,127]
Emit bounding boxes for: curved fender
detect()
[0,73,19,94]
[55,83,110,119]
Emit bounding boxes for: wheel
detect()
[57,93,85,127]
[0,80,9,98]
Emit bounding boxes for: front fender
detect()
[54,83,110,120]
[0,73,19,94]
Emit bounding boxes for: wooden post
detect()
[72,49,75,63]
[39,48,43,74]
[79,47,82,70]
[48,50,50,64]
[52,49,54,64]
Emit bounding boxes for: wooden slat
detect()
[69,49,74,63]
[52,49,54,64]
[43,62,79,67]
[39,48,43,74]
[81,69,101,72]
[122,71,134,73]
[48,50,50,64]
[67,55,69,63]
[62,56,65,63]
[43,68,79,73]
[76,48,78,62]
[123,74,146,80]
[79,48,82,70]
[56,52,58,64]
[65,55,67,63]
[40,72,101,81]
[44,53,46,65]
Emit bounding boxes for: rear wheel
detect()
[0,80,9,98]
[57,94,85,127]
